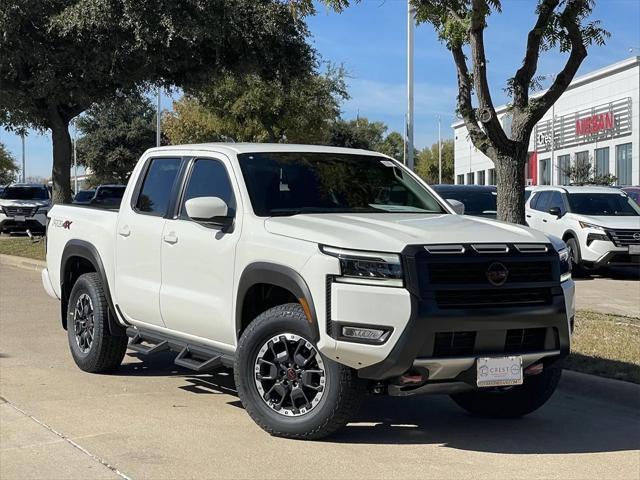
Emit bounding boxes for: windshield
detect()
[438,189,497,215]
[95,186,125,199]
[74,191,95,202]
[1,186,49,201]
[567,193,640,216]
[237,152,447,216]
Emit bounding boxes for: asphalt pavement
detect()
[1,262,639,480]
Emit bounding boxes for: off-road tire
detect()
[235,303,366,440]
[67,272,128,373]
[450,364,562,418]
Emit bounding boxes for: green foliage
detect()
[415,139,454,184]
[76,93,156,186]
[377,132,405,161]
[163,97,226,145]
[327,117,387,150]
[0,142,19,186]
[0,0,314,202]
[559,155,616,186]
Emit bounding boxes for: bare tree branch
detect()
[512,0,560,108]
[451,45,494,158]
[521,0,588,136]
[468,0,511,151]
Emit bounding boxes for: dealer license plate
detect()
[15,215,26,223]
[476,356,523,388]
[629,245,640,255]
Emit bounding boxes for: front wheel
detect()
[234,303,366,439]
[450,364,562,418]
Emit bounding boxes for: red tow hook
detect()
[524,363,544,376]
[399,373,427,385]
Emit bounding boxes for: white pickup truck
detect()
[43,144,575,439]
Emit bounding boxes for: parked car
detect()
[0,183,51,234]
[432,184,497,218]
[72,189,96,205]
[621,186,640,205]
[526,186,640,271]
[43,144,574,439]
[90,184,126,207]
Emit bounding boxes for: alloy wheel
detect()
[254,333,326,416]
[73,293,95,353]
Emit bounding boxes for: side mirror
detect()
[184,196,233,228]
[446,199,465,215]
[548,206,562,218]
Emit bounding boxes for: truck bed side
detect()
[46,204,119,302]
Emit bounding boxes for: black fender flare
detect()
[60,239,126,336]
[236,262,319,342]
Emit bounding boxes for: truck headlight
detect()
[558,248,571,282]
[320,246,403,287]
[35,207,49,215]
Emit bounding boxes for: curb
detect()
[0,253,46,272]
[559,370,640,411]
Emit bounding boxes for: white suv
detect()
[526,186,640,271]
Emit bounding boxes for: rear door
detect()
[115,157,182,326]
[159,156,241,346]
[540,191,567,238]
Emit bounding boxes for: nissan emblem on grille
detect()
[634,233,640,241]
[486,262,509,286]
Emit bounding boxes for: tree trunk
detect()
[50,119,73,204]
[495,148,528,225]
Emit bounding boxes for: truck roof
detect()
[145,143,388,157]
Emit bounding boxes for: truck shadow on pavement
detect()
[118,352,639,455]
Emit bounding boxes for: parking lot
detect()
[1,262,639,480]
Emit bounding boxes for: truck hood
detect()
[569,214,640,230]
[265,213,550,252]
[0,199,50,208]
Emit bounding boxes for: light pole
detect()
[540,73,557,185]
[438,115,442,184]
[406,1,415,170]
[20,132,25,183]
[156,87,162,147]
[72,120,78,193]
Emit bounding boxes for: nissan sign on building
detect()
[453,56,639,186]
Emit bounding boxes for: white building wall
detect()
[453,57,640,186]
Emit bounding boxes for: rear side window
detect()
[135,158,181,216]
[180,158,235,216]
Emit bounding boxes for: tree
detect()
[0,0,313,203]
[327,117,388,150]
[0,142,19,186]
[164,65,348,145]
[77,93,156,186]
[378,131,405,160]
[317,0,607,224]
[416,139,455,184]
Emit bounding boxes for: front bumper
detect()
[0,213,47,232]
[327,243,574,393]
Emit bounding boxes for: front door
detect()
[159,157,240,347]
[115,156,182,327]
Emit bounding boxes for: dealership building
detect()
[453,56,639,186]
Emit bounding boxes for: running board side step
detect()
[126,327,234,372]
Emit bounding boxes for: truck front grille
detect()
[3,206,38,217]
[606,228,640,246]
[505,328,547,353]
[435,288,552,309]
[433,331,476,357]
[428,261,552,285]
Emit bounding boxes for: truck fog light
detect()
[341,326,389,342]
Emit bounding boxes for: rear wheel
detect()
[235,303,366,439]
[450,364,562,418]
[66,273,128,373]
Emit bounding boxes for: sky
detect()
[2,0,639,179]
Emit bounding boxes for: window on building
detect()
[477,170,486,185]
[466,172,475,185]
[488,168,496,185]
[594,148,610,177]
[616,143,632,186]
[557,154,570,185]
[539,158,550,185]
[456,174,464,185]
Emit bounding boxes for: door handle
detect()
[163,232,178,244]
[118,225,131,237]
[542,219,548,223]
[526,214,531,218]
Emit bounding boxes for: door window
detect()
[135,158,182,216]
[532,191,551,212]
[548,191,566,215]
[180,158,235,218]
